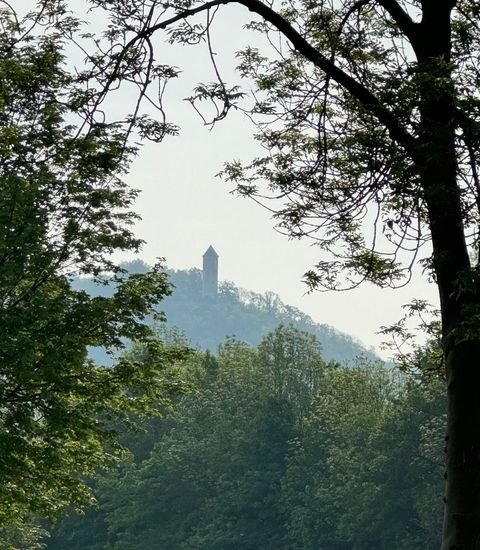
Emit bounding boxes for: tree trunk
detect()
[412,5,480,547]
[420,130,480,549]
[443,340,480,549]
[417,73,480,550]
[422,107,480,548]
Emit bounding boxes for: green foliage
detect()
[1,3,460,546]
[0,522,49,550]
[379,300,443,378]
[74,266,378,364]
[48,328,445,550]
[96,332,304,550]
[0,7,187,529]
[283,364,444,549]
[28,2,480,546]
[48,327,325,549]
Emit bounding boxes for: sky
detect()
[22,1,439,357]
[109,6,440,358]
[127,123,438,358]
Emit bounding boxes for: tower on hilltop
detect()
[202,245,218,298]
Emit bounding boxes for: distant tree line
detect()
[76,264,377,364]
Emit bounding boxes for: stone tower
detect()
[202,245,218,298]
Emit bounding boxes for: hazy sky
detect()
[24,1,438,357]
[92,9,437,360]
[127,125,438,358]
[109,7,440,358]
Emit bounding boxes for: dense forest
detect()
[43,325,444,550]
[75,261,377,364]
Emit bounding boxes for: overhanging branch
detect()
[137,0,416,154]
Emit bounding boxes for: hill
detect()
[74,260,377,363]
[163,267,376,362]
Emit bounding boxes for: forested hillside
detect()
[164,268,376,363]
[75,261,377,363]
[46,326,444,550]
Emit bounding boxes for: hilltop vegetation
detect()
[75,261,377,364]
[164,268,376,363]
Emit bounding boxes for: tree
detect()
[48,327,325,549]
[67,0,479,546]
[0,522,50,550]
[281,361,445,550]
[257,324,325,417]
[0,5,187,528]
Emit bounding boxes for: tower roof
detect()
[203,245,218,258]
